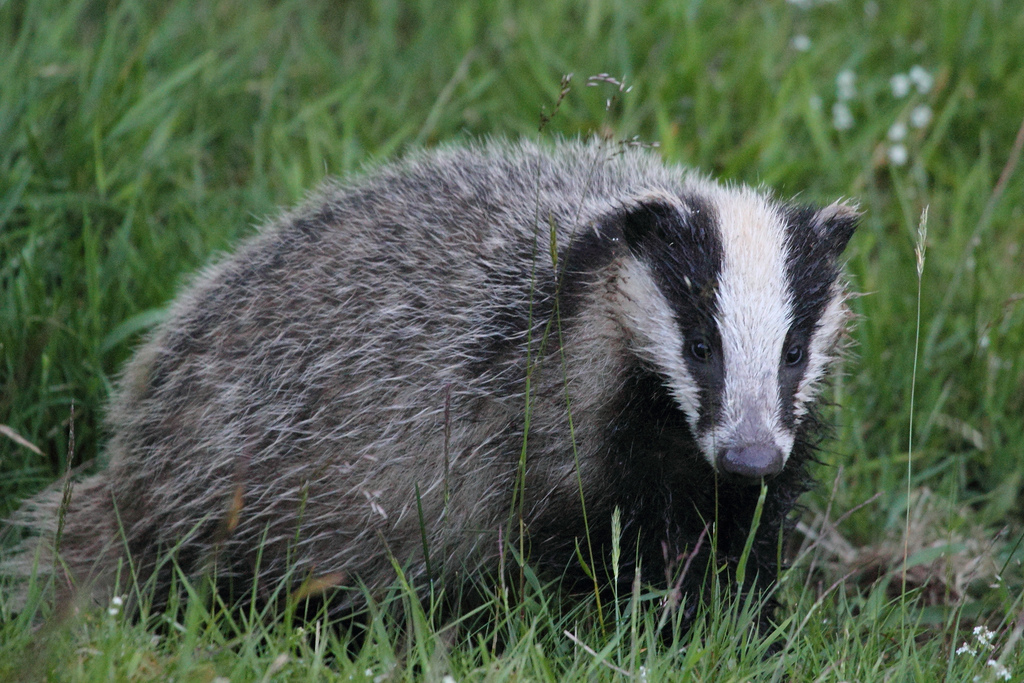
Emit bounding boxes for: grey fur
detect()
[7,138,857,620]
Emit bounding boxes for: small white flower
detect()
[909,65,934,93]
[890,73,911,98]
[108,606,119,616]
[638,665,649,683]
[836,70,856,100]
[888,144,909,166]
[111,595,124,607]
[792,35,812,51]
[809,95,823,111]
[957,643,977,656]
[987,659,1011,680]
[910,105,933,128]
[888,121,908,141]
[974,625,997,648]
[832,102,854,130]
[442,676,457,683]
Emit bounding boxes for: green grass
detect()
[2,0,1024,679]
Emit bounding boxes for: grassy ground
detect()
[2,0,1024,679]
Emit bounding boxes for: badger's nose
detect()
[717,445,785,482]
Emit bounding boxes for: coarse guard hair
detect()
[6,138,858,628]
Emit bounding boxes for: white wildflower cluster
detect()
[347,668,392,683]
[821,62,936,166]
[956,626,1012,682]
[957,643,977,657]
[836,69,856,100]
[890,73,911,98]
[887,144,909,167]
[975,625,997,648]
[978,660,1012,682]
[958,625,997,656]
[908,66,934,94]
[107,595,124,617]
[885,65,935,166]
[831,69,856,131]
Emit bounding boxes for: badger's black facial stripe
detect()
[557,218,621,320]
[783,204,857,327]
[617,196,725,430]
[783,207,841,330]
[777,326,812,429]
[778,204,857,427]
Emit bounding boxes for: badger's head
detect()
[612,184,858,484]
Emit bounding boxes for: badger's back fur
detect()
[9,139,857,623]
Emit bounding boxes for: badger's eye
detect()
[688,338,712,362]
[785,343,804,366]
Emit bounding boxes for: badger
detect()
[8,138,857,628]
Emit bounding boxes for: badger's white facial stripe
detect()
[615,256,701,430]
[698,187,794,467]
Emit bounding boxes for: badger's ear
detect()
[811,201,860,259]
[618,190,686,255]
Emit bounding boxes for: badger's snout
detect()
[717,444,785,482]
